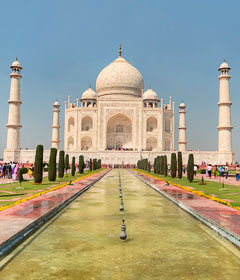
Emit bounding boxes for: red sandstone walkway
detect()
[0,170,109,250]
[133,171,240,238]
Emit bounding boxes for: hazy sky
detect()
[0,0,240,159]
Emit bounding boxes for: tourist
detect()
[218,165,222,177]
[235,165,240,181]
[225,164,229,179]
[194,165,198,176]
[28,164,34,178]
[207,164,212,179]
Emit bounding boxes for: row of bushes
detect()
[32,145,102,184]
[137,152,194,182]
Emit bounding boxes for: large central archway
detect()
[106,114,132,149]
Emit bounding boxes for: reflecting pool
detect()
[1,169,240,279]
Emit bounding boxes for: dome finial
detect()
[224,58,226,62]
[149,85,151,89]
[16,57,18,61]
[119,44,122,57]
[89,84,91,88]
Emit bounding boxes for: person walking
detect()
[207,164,212,179]
[194,165,198,176]
[225,164,229,180]
[235,165,240,181]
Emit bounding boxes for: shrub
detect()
[98,159,101,169]
[19,167,28,183]
[200,169,206,174]
[93,158,97,170]
[90,158,93,171]
[48,148,57,181]
[171,153,177,178]
[178,151,183,179]
[148,161,151,172]
[71,157,76,176]
[156,156,160,174]
[153,158,156,173]
[187,154,194,182]
[65,154,70,174]
[79,155,84,174]
[34,144,44,184]
[58,150,65,178]
[164,155,168,177]
[161,156,165,175]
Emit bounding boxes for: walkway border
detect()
[131,170,240,249]
[0,169,110,260]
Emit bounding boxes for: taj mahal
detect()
[3,47,235,165]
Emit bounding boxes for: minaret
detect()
[51,101,60,149]
[5,58,23,162]
[178,102,187,152]
[217,60,233,152]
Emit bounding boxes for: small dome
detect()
[219,61,230,70]
[143,88,159,100]
[96,56,144,98]
[179,102,186,108]
[11,58,22,68]
[54,100,60,106]
[81,87,97,100]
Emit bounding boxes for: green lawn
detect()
[135,169,240,207]
[0,170,102,207]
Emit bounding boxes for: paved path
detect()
[133,170,240,238]
[0,169,109,253]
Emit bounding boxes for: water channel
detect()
[1,169,240,279]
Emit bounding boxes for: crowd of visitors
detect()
[0,162,34,181]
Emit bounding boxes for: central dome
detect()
[96,55,144,98]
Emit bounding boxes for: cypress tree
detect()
[156,156,160,174]
[79,155,84,173]
[187,154,194,182]
[90,158,93,171]
[160,156,164,175]
[65,154,70,174]
[34,144,44,184]
[71,156,76,176]
[148,161,151,172]
[58,150,65,178]
[19,167,28,184]
[164,155,168,177]
[178,151,183,179]
[98,159,101,169]
[93,158,97,170]
[48,148,57,181]
[171,153,177,178]
[153,158,156,173]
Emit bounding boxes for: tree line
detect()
[137,152,194,182]
[32,145,102,184]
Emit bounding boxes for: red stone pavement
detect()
[133,171,240,238]
[0,169,109,248]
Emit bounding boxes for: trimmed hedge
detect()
[79,155,84,174]
[93,158,97,170]
[187,154,194,182]
[48,148,57,181]
[71,157,76,176]
[171,153,177,178]
[90,158,93,171]
[164,155,168,177]
[65,154,70,174]
[34,144,44,184]
[19,167,28,183]
[58,150,65,178]
[178,151,183,179]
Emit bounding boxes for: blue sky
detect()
[0,0,240,159]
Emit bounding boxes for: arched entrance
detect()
[107,114,132,149]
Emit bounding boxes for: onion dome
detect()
[96,46,144,98]
[53,100,60,106]
[218,60,230,70]
[143,88,159,100]
[179,102,186,109]
[81,87,97,100]
[11,57,22,69]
